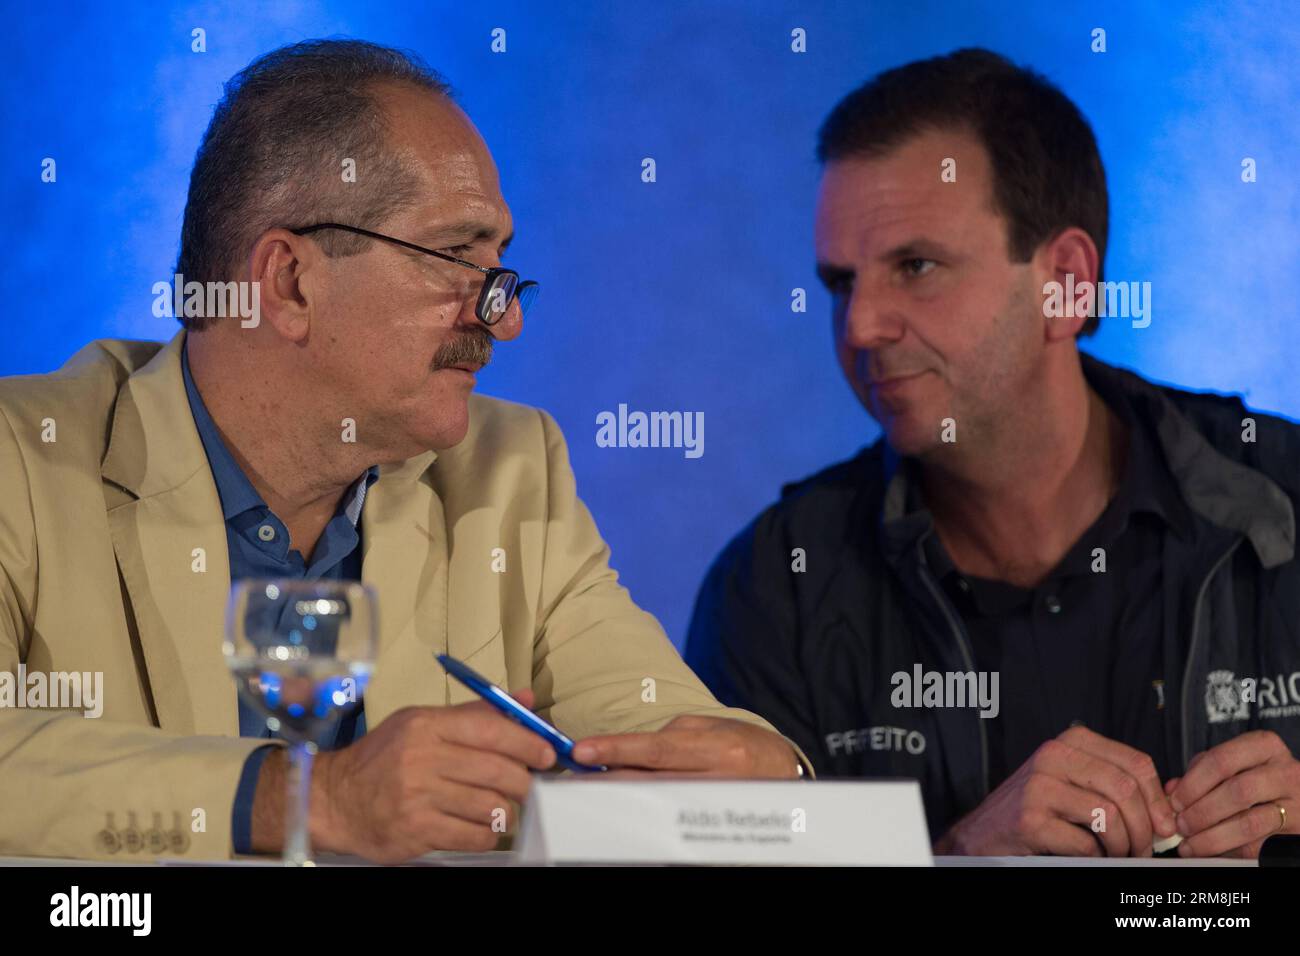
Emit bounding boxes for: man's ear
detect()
[1036,227,1100,342]
[246,228,316,342]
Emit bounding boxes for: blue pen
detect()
[435,654,607,773]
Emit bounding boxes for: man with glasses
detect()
[0,39,806,864]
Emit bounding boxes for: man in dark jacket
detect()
[687,49,1299,859]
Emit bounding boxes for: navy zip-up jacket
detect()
[686,355,1299,839]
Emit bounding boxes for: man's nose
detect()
[452,284,524,342]
[487,295,524,342]
[840,286,904,352]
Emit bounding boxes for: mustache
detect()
[432,328,494,371]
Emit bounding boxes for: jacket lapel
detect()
[101,332,236,735]
[359,443,507,722]
[432,439,507,704]
[357,453,452,725]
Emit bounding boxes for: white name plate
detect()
[516,779,932,865]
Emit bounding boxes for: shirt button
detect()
[258,525,276,542]
[958,579,970,593]
[1045,595,1062,614]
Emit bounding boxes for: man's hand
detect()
[935,726,1179,857]
[571,715,801,779]
[1165,730,1298,859]
[251,689,556,864]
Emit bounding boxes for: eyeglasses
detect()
[289,223,539,327]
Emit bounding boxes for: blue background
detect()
[3,1,1297,648]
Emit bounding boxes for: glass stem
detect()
[284,740,317,867]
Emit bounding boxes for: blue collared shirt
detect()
[182,342,377,854]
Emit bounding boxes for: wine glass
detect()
[224,579,378,866]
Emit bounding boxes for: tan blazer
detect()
[0,332,800,861]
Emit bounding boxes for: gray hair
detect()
[174,38,455,331]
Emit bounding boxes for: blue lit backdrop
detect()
[3,1,1297,647]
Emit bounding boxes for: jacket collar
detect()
[1081,353,1294,569]
[102,332,211,499]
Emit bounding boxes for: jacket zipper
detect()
[1181,537,1242,769]
[917,541,990,798]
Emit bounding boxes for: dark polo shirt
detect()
[921,386,1195,790]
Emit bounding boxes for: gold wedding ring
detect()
[1277,803,1287,832]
